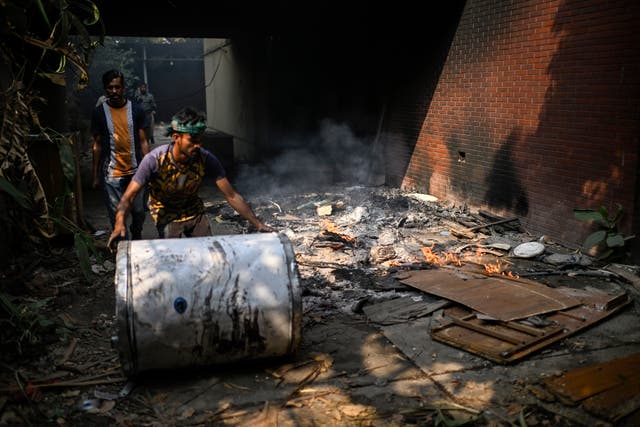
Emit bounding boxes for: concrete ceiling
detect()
[94,1,467,38]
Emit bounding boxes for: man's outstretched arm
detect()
[215,177,274,232]
[107,180,144,249]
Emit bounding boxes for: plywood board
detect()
[397,267,580,321]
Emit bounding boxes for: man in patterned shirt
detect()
[108,107,273,248]
[92,69,149,240]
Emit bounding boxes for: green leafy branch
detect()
[573,203,628,260]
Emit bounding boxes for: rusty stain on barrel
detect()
[113,232,302,377]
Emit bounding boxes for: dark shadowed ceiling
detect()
[94,1,467,38]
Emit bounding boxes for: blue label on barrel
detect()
[174,297,187,314]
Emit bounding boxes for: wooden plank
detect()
[397,267,580,321]
[584,375,640,421]
[543,353,640,421]
[466,217,519,232]
[478,209,504,222]
[500,320,547,336]
[440,219,475,239]
[447,315,526,344]
[542,353,640,401]
[476,210,521,231]
[498,327,565,358]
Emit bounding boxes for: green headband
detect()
[170,119,206,135]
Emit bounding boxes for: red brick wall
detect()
[387,0,640,255]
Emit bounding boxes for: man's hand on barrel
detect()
[107,225,126,252]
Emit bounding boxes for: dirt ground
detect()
[2,136,640,426]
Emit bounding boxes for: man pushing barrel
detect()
[108,107,274,248]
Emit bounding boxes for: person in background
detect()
[92,69,149,240]
[107,107,273,248]
[134,82,157,145]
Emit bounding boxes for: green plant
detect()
[0,293,68,359]
[1,0,103,84]
[0,0,104,267]
[0,175,101,281]
[573,203,626,260]
[0,1,103,364]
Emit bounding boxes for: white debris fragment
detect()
[407,193,439,203]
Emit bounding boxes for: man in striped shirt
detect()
[91,69,150,240]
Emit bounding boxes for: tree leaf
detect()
[573,209,604,222]
[583,230,606,249]
[612,203,624,224]
[606,233,625,248]
[73,0,102,26]
[0,177,32,210]
[598,205,609,220]
[34,0,51,29]
[74,233,93,282]
[0,292,22,318]
[57,137,76,184]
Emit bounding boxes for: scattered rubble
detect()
[1,184,639,426]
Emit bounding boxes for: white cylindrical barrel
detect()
[113,233,302,377]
